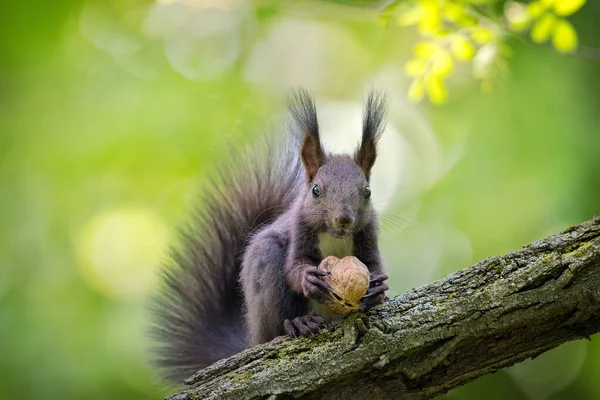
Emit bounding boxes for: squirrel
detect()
[152,89,389,382]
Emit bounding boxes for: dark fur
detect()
[152,89,389,382]
[356,91,387,179]
[151,136,302,382]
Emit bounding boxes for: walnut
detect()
[318,256,370,315]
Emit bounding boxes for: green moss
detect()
[566,242,592,258]
[275,341,313,359]
[276,346,305,359]
[564,225,578,233]
[228,371,252,384]
[261,331,340,370]
[312,332,335,345]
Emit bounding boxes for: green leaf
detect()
[471,27,493,44]
[451,36,476,61]
[405,58,427,77]
[414,41,437,58]
[530,13,556,43]
[505,1,532,32]
[527,1,548,18]
[431,49,454,76]
[408,78,425,102]
[552,19,578,52]
[418,1,441,34]
[397,6,422,26]
[443,2,475,25]
[377,0,401,26]
[553,0,586,16]
[426,76,447,104]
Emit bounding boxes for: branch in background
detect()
[167,217,600,400]
[577,45,600,60]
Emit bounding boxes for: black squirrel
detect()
[152,89,389,382]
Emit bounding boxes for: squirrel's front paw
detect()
[301,267,333,302]
[360,273,389,312]
[283,313,325,338]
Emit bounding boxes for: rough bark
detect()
[166,217,600,400]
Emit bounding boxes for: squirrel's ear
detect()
[300,131,325,181]
[355,90,387,181]
[287,88,324,182]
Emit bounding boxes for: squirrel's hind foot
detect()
[282,313,325,338]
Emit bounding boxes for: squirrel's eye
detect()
[312,184,322,198]
[364,186,371,199]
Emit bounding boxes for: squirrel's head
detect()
[288,89,387,237]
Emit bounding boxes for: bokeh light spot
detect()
[506,339,588,400]
[77,208,170,300]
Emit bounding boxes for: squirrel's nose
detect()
[333,216,355,229]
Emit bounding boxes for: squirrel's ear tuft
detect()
[287,88,324,182]
[355,90,387,181]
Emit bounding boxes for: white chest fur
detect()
[317,232,354,259]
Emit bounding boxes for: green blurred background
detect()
[1,0,599,399]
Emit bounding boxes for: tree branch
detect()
[166,217,600,400]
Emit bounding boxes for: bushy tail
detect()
[151,133,302,382]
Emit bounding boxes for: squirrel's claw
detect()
[302,267,334,302]
[362,283,388,298]
[361,273,389,311]
[369,273,389,286]
[283,313,325,338]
